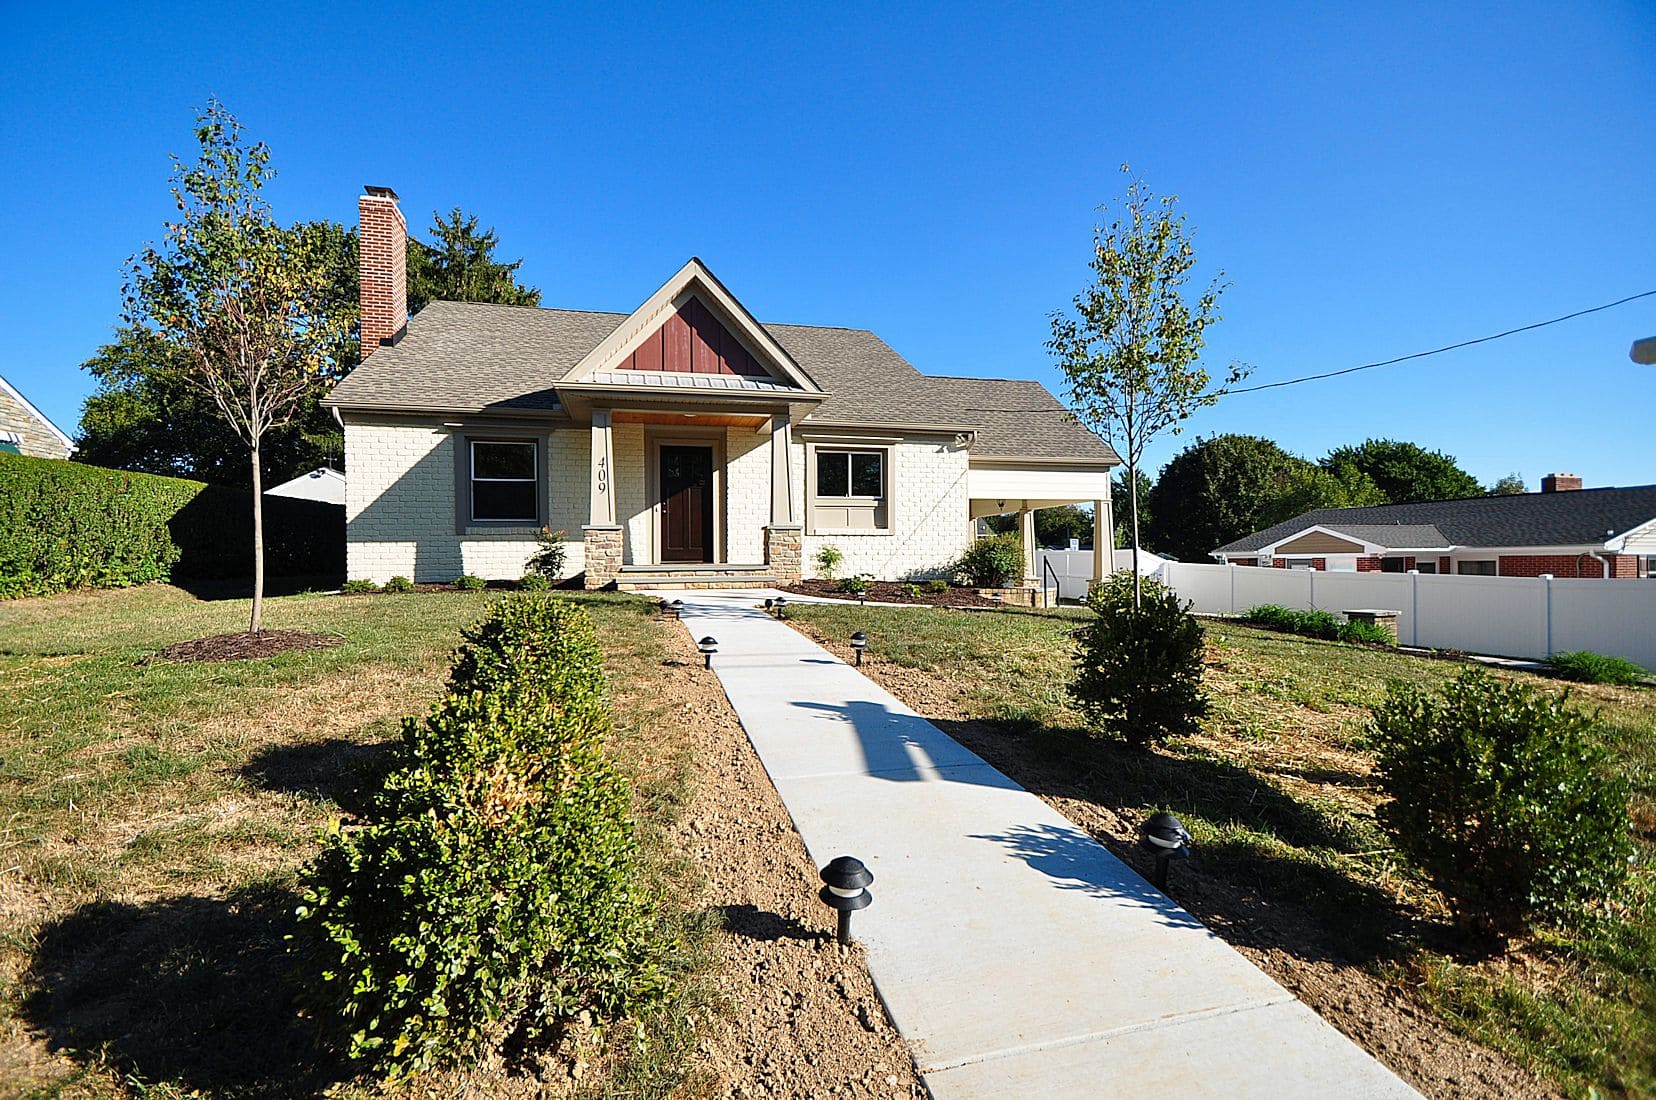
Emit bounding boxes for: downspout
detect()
[1590,551,1615,579]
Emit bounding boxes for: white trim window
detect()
[470,440,539,522]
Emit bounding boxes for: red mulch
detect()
[154,630,345,664]
[779,579,1003,607]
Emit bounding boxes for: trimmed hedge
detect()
[0,452,341,598]
[294,596,667,1075]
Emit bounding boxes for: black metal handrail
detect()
[1041,554,1062,609]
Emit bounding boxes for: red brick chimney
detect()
[358,186,407,360]
[1541,472,1583,493]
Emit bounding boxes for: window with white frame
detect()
[469,440,539,523]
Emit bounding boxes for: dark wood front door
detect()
[660,445,714,563]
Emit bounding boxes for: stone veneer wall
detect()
[0,386,71,459]
[582,526,623,588]
[765,525,802,582]
[343,417,586,584]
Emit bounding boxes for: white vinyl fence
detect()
[1035,550,1656,671]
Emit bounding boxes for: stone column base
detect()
[582,525,623,590]
[764,524,803,584]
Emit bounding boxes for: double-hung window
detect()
[809,446,890,532]
[469,440,539,523]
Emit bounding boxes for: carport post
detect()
[1091,498,1111,586]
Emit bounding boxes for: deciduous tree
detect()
[122,101,351,633]
[1321,439,1482,504]
[1048,167,1248,603]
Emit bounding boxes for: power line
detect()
[1226,289,1656,396]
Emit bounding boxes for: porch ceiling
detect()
[612,410,771,429]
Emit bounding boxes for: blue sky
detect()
[2,2,1652,487]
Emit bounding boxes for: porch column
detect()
[764,414,802,583]
[768,414,796,525]
[583,409,621,589]
[1092,497,1113,585]
[1020,507,1037,586]
[589,409,616,526]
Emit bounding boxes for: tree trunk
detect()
[250,441,264,635]
[1129,460,1143,609]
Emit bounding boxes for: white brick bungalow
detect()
[324,187,1121,590]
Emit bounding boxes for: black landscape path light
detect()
[658,598,671,618]
[850,631,868,666]
[1141,811,1192,891]
[819,855,874,945]
[764,597,775,615]
[774,596,788,620]
[697,636,718,669]
[670,598,684,620]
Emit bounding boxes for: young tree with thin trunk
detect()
[1048,166,1249,605]
[124,101,350,633]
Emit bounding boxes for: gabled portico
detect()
[569,258,821,587]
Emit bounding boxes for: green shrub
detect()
[383,575,415,594]
[341,579,380,595]
[956,533,1023,588]
[294,596,666,1075]
[901,582,922,598]
[925,579,949,594]
[0,452,342,599]
[1370,669,1634,940]
[519,572,551,592]
[524,527,568,581]
[1243,604,1391,645]
[454,573,487,591]
[837,573,872,597]
[1548,650,1648,686]
[814,544,844,581]
[1339,620,1396,645]
[1070,572,1208,747]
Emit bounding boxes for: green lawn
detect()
[0,584,705,1098]
[787,603,1656,1099]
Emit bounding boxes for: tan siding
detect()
[1277,531,1364,554]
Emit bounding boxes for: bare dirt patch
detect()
[790,620,1557,1100]
[153,629,344,663]
[647,624,925,1099]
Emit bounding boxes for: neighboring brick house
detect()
[1212,476,1656,579]
[324,187,1120,589]
[0,373,74,459]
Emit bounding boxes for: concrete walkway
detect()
[664,592,1420,1099]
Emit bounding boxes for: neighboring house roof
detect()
[0,372,75,456]
[1215,485,1656,556]
[265,466,346,505]
[326,293,1120,465]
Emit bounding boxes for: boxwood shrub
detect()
[294,596,667,1075]
[1071,572,1208,747]
[1243,603,1394,646]
[1370,669,1634,941]
[955,533,1023,588]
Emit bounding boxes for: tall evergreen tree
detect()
[406,208,541,313]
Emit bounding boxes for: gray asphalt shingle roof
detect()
[1215,487,1656,555]
[325,300,1119,463]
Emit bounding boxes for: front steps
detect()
[615,563,779,591]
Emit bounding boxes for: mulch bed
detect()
[780,579,1002,607]
[154,630,345,664]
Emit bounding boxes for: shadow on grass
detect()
[241,737,400,815]
[931,716,1412,964]
[716,904,827,944]
[169,574,346,601]
[24,883,344,1098]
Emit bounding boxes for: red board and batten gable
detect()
[619,298,772,378]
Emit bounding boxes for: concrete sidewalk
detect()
[666,592,1420,1099]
